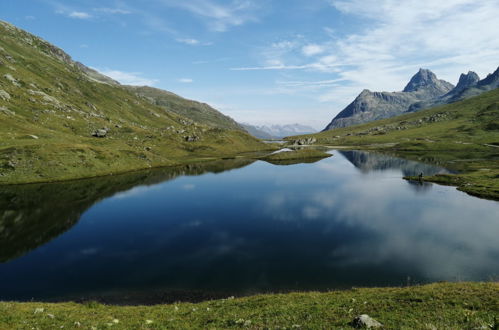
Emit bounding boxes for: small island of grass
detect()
[260,149,332,164]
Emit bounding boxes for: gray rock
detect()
[92,128,109,138]
[0,89,10,101]
[3,73,20,87]
[5,160,16,169]
[293,137,316,145]
[184,135,199,142]
[352,314,383,328]
[0,106,14,115]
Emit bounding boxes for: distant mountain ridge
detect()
[324,67,499,131]
[323,69,454,130]
[242,123,316,139]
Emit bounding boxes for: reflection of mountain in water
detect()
[339,150,451,177]
[0,159,254,263]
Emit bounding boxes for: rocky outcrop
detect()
[324,69,454,130]
[0,89,11,101]
[92,127,109,138]
[292,137,316,145]
[352,314,383,328]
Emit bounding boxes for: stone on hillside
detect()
[5,160,16,169]
[0,106,15,115]
[3,73,20,86]
[293,137,316,145]
[92,128,109,138]
[352,314,383,329]
[184,135,199,142]
[0,89,11,101]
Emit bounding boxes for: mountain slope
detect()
[124,85,243,131]
[0,20,271,184]
[289,88,499,199]
[323,69,454,130]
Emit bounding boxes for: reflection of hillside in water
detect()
[0,159,255,263]
[339,150,451,177]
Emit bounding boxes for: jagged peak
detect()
[403,68,439,92]
[454,71,480,90]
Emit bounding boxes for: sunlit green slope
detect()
[0,20,271,184]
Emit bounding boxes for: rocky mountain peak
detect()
[454,71,480,92]
[403,68,440,92]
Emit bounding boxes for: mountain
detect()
[406,68,499,112]
[243,123,316,139]
[0,20,270,184]
[323,69,454,130]
[124,86,243,131]
[240,123,274,139]
[288,88,499,199]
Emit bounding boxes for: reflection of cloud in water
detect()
[260,153,499,282]
[182,184,196,191]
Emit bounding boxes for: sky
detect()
[1,0,499,129]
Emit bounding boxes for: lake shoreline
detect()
[0,147,279,186]
[1,282,497,328]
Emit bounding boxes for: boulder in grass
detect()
[352,314,383,328]
[92,127,109,138]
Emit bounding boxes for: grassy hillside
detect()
[124,85,244,131]
[0,21,273,184]
[1,282,497,329]
[288,88,499,200]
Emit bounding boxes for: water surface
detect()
[0,151,498,303]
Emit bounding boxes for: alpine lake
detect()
[1,149,498,304]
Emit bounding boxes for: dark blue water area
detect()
[0,150,498,303]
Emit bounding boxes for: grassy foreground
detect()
[1,283,497,329]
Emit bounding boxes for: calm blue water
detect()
[0,150,498,303]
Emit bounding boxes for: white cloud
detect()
[302,44,325,56]
[96,68,159,86]
[93,8,131,15]
[159,0,259,32]
[177,38,200,45]
[235,0,499,118]
[68,11,92,19]
[179,78,194,83]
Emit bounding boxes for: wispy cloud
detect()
[93,8,132,15]
[95,68,159,86]
[177,38,200,45]
[235,0,499,115]
[176,38,213,46]
[68,11,92,19]
[178,78,194,83]
[302,44,325,56]
[158,0,260,32]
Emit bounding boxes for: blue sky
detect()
[1,0,499,129]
